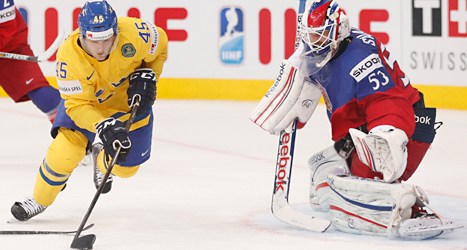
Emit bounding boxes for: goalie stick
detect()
[0,223,94,235]
[270,0,331,232]
[0,29,65,62]
[70,97,141,250]
[272,121,331,232]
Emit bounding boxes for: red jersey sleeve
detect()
[0,7,28,51]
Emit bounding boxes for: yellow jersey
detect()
[55,17,167,133]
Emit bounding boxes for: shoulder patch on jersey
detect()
[57,79,84,95]
[0,5,15,24]
[146,22,159,55]
[350,54,383,82]
[122,43,136,58]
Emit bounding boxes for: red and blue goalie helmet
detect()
[299,0,350,56]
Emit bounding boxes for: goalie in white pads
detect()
[250,0,461,239]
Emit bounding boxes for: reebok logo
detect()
[415,115,431,124]
[275,132,291,193]
[266,63,286,98]
[309,152,325,166]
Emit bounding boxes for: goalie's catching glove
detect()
[127,68,157,116]
[95,118,132,163]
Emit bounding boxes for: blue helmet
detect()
[78,0,118,40]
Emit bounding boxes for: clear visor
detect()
[300,22,336,55]
[298,22,338,75]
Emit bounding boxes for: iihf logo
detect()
[219,7,244,65]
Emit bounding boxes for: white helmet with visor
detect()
[298,0,350,72]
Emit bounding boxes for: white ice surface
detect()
[0,98,466,250]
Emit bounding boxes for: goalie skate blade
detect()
[70,234,96,249]
[403,224,464,234]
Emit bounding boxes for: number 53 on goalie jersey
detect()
[307,28,420,142]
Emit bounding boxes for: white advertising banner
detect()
[13,0,467,86]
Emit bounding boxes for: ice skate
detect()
[398,212,463,240]
[92,142,113,194]
[11,196,47,221]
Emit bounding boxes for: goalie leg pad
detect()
[327,172,416,237]
[308,146,349,211]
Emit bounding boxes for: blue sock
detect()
[27,86,61,114]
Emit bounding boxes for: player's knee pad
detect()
[46,128,88,173]
[308,146,349,211]
[97,151,140,178]
[327,172,417,238]
[34,128,88,206]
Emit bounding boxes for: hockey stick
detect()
[270,0,331,232]
[0,29,65,62]
[70,98,140,249]
[0,223,94,235]
[271,121,331,232]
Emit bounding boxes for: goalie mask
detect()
[299,0,350,72]
[78,0,119,59]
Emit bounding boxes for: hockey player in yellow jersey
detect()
[11,0,168,221]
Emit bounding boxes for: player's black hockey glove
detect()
[127,68,157,116]
[95,118,132,163]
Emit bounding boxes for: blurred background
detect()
[3,0,466,110]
